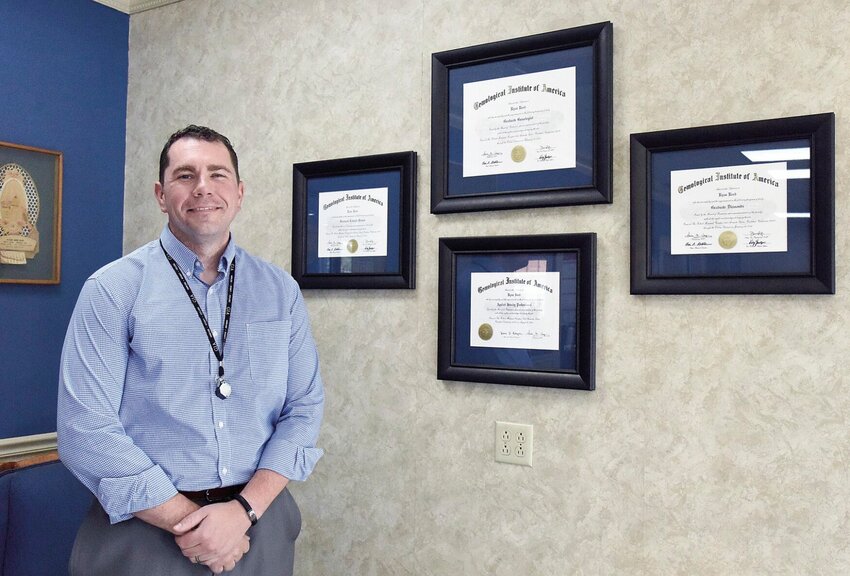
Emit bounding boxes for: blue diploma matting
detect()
[447,46,595,197]
[453,251,579,372]
[649,138,812,278]
[305,170,402,275]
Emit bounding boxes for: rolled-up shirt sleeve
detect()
[257,282,324,481]
[57,276,177,523]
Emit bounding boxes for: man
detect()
[57,125,324,575]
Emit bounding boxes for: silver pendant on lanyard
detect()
[161,241,236,400]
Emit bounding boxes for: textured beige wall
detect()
[124,0,850,573]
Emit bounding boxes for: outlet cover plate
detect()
[494,421,533,466]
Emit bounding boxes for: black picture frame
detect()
[292,151,416,289]
[438,233,596,390]
[631,113,835,295]
[431,22,613,214]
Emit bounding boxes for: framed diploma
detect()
[292,151,416,289]
[438,233,596,390]
[431,22,613,214]
[0,141,62,285]
[631,113,834,295]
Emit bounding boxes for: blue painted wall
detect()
[0,0,128,438]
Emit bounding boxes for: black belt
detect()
[179,483,246,503]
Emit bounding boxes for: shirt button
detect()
[212,330,219,337]
[222,467,228,475]
[218,421,224,429]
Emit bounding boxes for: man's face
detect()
[154,137,244,252]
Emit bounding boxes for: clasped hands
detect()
[173,500,252,574]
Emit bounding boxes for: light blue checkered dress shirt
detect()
[58,227,324,523]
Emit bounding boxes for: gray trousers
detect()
[69,489,301,576]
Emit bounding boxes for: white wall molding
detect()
[0,432,57,461]
[93,0,183,14]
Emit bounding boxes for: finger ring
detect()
[194,555,201,563]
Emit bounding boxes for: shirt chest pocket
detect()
[246,320,291,388]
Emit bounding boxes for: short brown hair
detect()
[158,125,240,183]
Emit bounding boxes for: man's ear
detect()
[154,182,167,213]
[236,180,245,209]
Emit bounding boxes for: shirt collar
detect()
[159,226,237,276]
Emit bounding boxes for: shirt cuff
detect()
[97,464,178,524]
[257,438,324,482]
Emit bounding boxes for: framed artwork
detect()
[431,21,613,213]
[438,233,596,390]
[292,151,416,289]
[630,113,834,295]
[0,141,62,285]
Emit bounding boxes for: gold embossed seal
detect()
[510,145,526,163]
[478,323,493,341]
[718,230,737,250]
[346,239,359,254]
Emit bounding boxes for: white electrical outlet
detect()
[494,421,533,466]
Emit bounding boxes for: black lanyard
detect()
[160,240,236,399]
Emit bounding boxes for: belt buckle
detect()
[204,488,231,503]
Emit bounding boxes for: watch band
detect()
[231,493,258,526]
